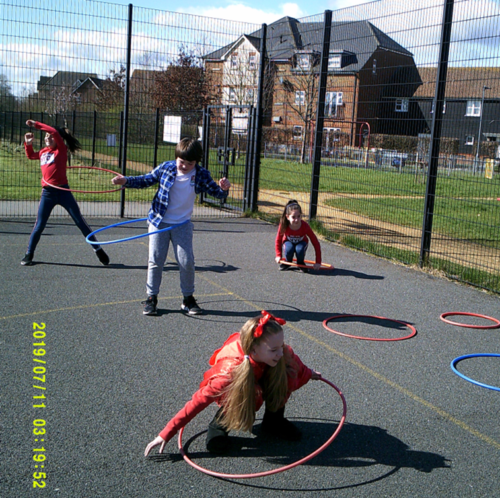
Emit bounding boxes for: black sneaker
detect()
[299,267,309,273]
[279,263,290,271]
[181,295,202,315]
[95,248,110,266]
[142,295,158,315]
[21,253,34,266]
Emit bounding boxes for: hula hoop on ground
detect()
[44,166,124,194]
[177,377,347,479]
[85,218,189,245]
[279,259,334,270]
[323,315,417,342]
[451,354,500,392]
[440,312,500,329]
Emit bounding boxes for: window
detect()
[325,92,343,117]
[295,91,305,106]
[466,100,481,116]
[465,135,474,145]
[293,126,303,140]
[395,99,409,112]
[430,100,446,114]
[328,54,342,69]
[230,54,238,69]
[228,88,237,102]
[246,88,254,102]
[297,54,310,70]
[249,53,257,70]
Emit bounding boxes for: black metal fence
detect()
[0,0,499,293]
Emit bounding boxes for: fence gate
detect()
[201,105,257,212]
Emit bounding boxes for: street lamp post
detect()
[475,85,491,173]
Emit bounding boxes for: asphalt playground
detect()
[1,216,499,498]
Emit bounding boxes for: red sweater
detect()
[275,221,322,264]
[24,122,68,187]
[158,332,312,442]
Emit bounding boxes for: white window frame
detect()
[246,88,254,102]
[230,54,238,69]
[293,125,303,140]
[430,100,446,114]
[248,54,257,70]
[328,54,342,69]
[466,100,481,117]
[465,135,474,145]
[395,99,409,112]
[325,92,343,117]
[297,54,310,70]
[295,91,305,106]
[228,88,237,102]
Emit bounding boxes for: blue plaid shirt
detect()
[124,161,229,227]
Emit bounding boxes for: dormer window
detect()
[328,54,342,69]
[297,54,310,70]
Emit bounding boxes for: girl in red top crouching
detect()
[275,200,322,273]
[144,312,321,456]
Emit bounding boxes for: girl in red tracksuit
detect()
[275,199,322,273]
[22,119,108,266]
[144,312,321,456]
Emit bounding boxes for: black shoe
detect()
[279,263,290,271]
[142,295,158,315]
[95,248,110,266]
[261,407,302,441]
[21,253,34,266]
[299,267,309,273]
[206,410,230,453]
[181,295,202,315]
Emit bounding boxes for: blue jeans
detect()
[27,186,99,254]
[283,240,308,265]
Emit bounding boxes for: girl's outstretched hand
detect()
[144,435,166,457]
[311,369,322,380]
[24,132,34,144]
[26,119,36,128]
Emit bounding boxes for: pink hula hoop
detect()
[177,377,347,479]
[440,312,500,329]
[43,166,124,194]
[323,314,417,341]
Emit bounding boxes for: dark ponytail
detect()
[55,127,81,154]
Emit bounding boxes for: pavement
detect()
[1,216,499,498]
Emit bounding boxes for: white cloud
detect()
[176,3,305,24]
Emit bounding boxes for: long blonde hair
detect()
[220,315,295,432]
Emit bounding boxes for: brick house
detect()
[204,16,417,148]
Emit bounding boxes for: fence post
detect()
[120,3,133,218]
[419,0,454,267]
[309,10,332,219]
[91,110,97,167]
[153,108,160,170]
[250,23,267,212]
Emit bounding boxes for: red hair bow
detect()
[254,311,286,338]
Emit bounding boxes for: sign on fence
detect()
[163,116,182,143]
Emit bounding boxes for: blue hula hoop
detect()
[451,354,500,392]
[85,218,190,245]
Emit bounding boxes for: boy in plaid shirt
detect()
[112,138,230,315]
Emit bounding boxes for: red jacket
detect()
[275,221,322,264]
[24,122,68,187]
[158,332,312,442]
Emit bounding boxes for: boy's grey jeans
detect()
[146,220,194,297]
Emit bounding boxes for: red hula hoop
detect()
[440,312,500,329]
[323,315,417,341]
[280,259,334,270]
[43,166,124,194]
[177,377,346,479]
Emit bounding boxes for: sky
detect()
[95,0,373,24]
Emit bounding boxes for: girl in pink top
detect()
[275,200,322,273]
